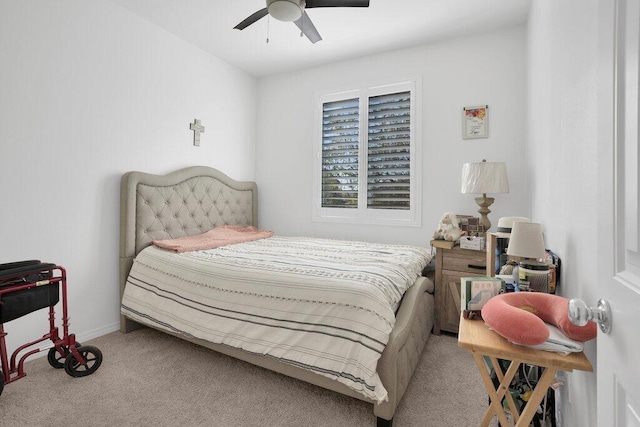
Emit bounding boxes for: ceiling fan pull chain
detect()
[266,15,270,44]
[300,12,304,38]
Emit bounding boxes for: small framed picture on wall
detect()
[463,105,489,139]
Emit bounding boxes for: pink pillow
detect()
[481,293,597,346]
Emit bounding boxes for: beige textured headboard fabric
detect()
[119,166,258,332]
[120,166,258,258]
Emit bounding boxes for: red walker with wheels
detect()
[0,260,102,396]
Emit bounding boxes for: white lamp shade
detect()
[268,0,303,21]
[506,222,546,259]
[461,161,509,194]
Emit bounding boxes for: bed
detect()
[119,166,435,426]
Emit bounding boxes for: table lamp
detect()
[460,160,509,231]
[506,222,545,260]
[506,222,548,291]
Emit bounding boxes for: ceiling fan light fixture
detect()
[267,0,303,22]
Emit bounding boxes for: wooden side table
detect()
[458,317,593,427]
[432,240,486,334]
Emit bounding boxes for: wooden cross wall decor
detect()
[190,119,205,146]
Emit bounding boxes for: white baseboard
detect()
[75,321,121,344]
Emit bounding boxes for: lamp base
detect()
[474,194,495,231]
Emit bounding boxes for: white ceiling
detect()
[110,0,531,77]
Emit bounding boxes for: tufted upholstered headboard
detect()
[119,166,258,332]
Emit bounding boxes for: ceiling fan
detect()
[234,0,370,44]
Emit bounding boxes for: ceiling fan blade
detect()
[305,0,370,8]
[294,12,322,44]
[233,8,269,30]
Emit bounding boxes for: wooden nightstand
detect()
[432,240,487,334]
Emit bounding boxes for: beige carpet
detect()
[0,328,487,426]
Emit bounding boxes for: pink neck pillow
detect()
[481,292,597,346]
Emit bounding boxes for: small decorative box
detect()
[460,236,485,250]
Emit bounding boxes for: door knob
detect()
[568,298,612,334]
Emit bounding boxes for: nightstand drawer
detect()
[442,255,486,274]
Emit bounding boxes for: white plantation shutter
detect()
[321,98,360,208]
[314,80,420,226]
[367,91,411,210]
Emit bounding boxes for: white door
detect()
[597,0,640,425]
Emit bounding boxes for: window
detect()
[320,97,360,209]
[314,80,421,226]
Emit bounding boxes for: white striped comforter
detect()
[121,236,431,402]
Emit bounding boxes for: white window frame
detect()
[312,78,422,226]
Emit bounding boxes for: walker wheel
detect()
[0,370,4,397]
[64,345,103,378]
[47,343,82,369]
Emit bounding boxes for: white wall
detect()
[255,26,529,246]
[0,0,257,355]
[527,1,598,425]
